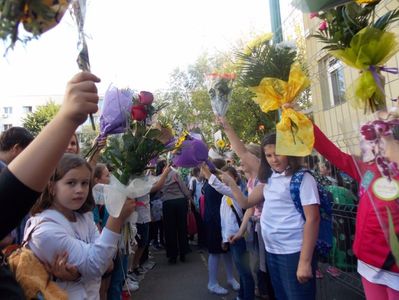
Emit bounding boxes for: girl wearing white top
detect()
[224,133,320,300]
[25,154,136,300]
[202,165,255,300]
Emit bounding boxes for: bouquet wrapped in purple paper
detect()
[172,131,215,170]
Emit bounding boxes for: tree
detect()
[22,101,60,136]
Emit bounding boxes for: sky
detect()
[0,0,271,99]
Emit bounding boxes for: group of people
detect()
[0,70,398,300]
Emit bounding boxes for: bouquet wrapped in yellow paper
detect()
[250,63,314,156]
[330,27,399,113]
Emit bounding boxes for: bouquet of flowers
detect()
[92,85,169,254]
[310,1,399,112]
[206,73,236,116]
[236,33,313,156]
[208,129,233,160]
[0,0,70,50]
[350,105,399,267]
[171,130,215,169]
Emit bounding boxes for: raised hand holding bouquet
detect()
[237,33,313,156]
[311,1,399,113]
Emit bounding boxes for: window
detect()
[3,124,12,131]
[319,57,346,109]
[3,107,12,114]
[23,106,33,113]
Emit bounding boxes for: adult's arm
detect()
[8,72,100,192]
[150,165,171,193]
[218,116,260,178]
[313,124,360,182]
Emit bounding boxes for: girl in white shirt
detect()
[25,154,136,300]
[224,133,320,300]
[202,165,255,300]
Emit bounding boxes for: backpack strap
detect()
[289,168,309,220]
[226,197,242,227]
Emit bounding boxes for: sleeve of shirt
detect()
[208,174,235,198]
[0,167,41,240]
[299,173,320,206]
[30,221,120,280]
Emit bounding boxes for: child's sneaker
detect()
[123,278,139,292]
[208,283,228,295]
[142,260,156,271]
[227,279,240,291]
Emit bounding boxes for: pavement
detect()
[130,245,366,300]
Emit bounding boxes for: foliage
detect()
[102,91,168,185]
[312,2,399,51]
[103,124,166,185]
[22,100,60,136]
[236,38,297,86]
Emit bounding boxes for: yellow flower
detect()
[216,139,226,149]
[244,33,273,55]
[175,131,189,149]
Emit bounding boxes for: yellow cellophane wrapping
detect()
[250,63,314,156]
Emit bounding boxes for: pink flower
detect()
[318,21,328,31]
[138,91,154,105]
[310,12,319,19]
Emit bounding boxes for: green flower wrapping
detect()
[330,27,399,113]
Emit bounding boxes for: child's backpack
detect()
[290,169,333,257]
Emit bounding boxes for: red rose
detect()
[360,124,377,141]
[318,20,327,31]
[138,91,154,105]
[131,104,147,121]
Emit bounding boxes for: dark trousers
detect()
[162,198,189,258]
[149,220,164,246]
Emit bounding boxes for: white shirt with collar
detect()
[208,174,244,243]
[261,171,319,254]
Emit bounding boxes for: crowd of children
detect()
[0,70,398,300]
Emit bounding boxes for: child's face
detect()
[264,144,288,173]
[65,135,79,154]
[98,167,110,184]
[52,165,91,213]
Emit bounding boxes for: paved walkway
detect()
[130,245,366,300]
[132,245,236,300]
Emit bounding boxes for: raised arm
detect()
[313,124,360,182]
[9,72,100,192]
[220,171,264,209]
[217,116,260,178]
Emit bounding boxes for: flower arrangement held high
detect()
[236,33,314,157]
[206,73,236,117]
[0,0,70,50]
[311,1,399,113]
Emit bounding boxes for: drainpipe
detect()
[269,0,283,43]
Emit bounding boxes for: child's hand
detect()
[45,252,80,282]
[296,260,313,284]
[221,242,229,251]
[221,172,235,186]
[228,231,243,244]
[117,198,136,222]
[59,72,101,126]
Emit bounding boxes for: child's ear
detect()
[48,182,55,196]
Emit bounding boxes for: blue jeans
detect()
[107,253,128,300]
[266,251,316,300]
[230,238,255,300]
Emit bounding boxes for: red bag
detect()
[187,211,197,235]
